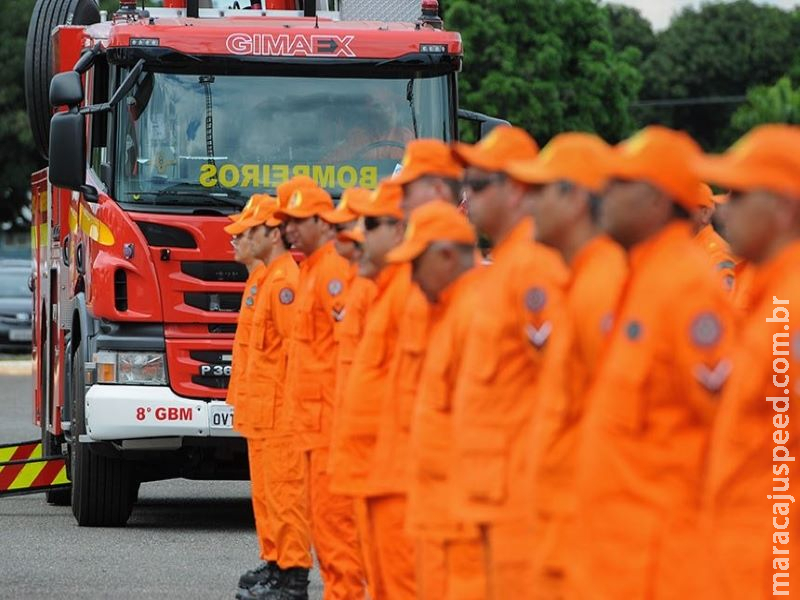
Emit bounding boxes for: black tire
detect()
[24,0,100,158]
[69,340,134,527]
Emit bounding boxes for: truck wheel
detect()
[69,340,134,527]
[24,0,100,158]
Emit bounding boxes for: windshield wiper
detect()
[128,183,246,208]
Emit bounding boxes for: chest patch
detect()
[690,312,723,348]
[524,287,547,313]
[626,320,642,341]
[328,279,343,297]
[279,288,295,305]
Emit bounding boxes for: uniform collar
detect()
[491,217,534,263]
[628,220,692,271]
[436,267,480,311]
[375,262,409,296]
[569,235,610,282]
[303,240,335,270]
[248,261,267,280]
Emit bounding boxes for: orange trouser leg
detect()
[247,439,277,562]
[367,495,417,600]
[484,521,536,600]
[415,539,445,600]
[356,497,385,600]
[308,447,367,600]
[264,436,314,569]
[444,537,487,600]
[532,512,569,600]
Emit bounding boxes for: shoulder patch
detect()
[279,287,295,305]
[626,320,642,341]
[250,285,258,295]
[245,296,254,307]
[328,279,343,297]
[524,287,547,312]
[690,312,723,348]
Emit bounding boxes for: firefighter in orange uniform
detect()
[358,142,464,599]
[505,132,627,599]
[450,126,568,599]
[693,124,800,600]
[392,139,464,213]
[328,181,412,599]
[224,195,278,589]
[569,126,735,600]
[234,199,316,600]
[382,201,485,600]
[275,187,366,600]
[694,184,737,290]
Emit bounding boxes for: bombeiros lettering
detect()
[226,33,356,58]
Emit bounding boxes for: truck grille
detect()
[184,292,241,312]
[181,261,247,282]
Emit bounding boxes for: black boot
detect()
[237,561,279,593]
[239,567,310,600]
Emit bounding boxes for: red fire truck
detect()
[25,0,500,526]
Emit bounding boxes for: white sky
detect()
[605,0,800,30]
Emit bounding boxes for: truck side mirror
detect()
[457,109,510,141]
[49,111,86,191]
[50,71,84,108]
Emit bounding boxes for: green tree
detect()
[0,0,43,226]
[637,0,797,150]
[730,76,800,136]
[446,0,642,144]
[603,3,656,64]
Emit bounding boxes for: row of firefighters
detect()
[221,123,799,600]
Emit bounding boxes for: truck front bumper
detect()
[84,384,238,441]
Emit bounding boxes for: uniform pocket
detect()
[295,311,314,342]
[296,380,323,432]
[254,382,276,429]
[266,438,305,483]
[467,316,503,383]
[461,427,508,504]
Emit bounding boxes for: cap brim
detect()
[320,208,358,224]
[337,229,364,244]
[385,239,428,263]
[224,219,251,235]
[392,166,426,186]
[693,155,755,194]
[452,143,497,172]
[228,212,243,222]
[274,207,318,221]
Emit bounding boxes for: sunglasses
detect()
[334,223,350,233]
[463,173,505,193]
[364,216,400,232]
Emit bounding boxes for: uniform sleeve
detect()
[317,259,350,324]
[271,272,298,340]
[671,280,735,423]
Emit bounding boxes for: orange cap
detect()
[224,195,280,234]
[506,132,611,193]
[275,187,335,220]
[320,187,370,224]
[349,180,404,219]
[697,183,714,208]
[337,227,365,244]
[386,200,476,263]
[452,126,539,173]
[392,139,464,186]
[606,126,704,210]
[693,124,800,200]
[277,175,318,208]
[228,193,263,222]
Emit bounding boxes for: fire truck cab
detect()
[29,0,500,526]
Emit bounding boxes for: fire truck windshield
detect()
[114,69,452,208]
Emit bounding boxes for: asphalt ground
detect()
[0,371,325,599]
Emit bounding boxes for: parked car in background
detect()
[0,260,34,351]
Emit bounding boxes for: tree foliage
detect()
[446,0,642,145]
[0,0,43,226]
[636,0,798,150]
[603,3,655,65]
[730,76,800,136]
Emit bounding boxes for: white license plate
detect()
[209,404,234,429]
[9,329,31,342]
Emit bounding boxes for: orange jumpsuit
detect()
[407,267,486,600]
[283,241,365,600]
[331,263,411,600]
[452,218,568,599]
[227,262,276,563]
[704,241,800,599]
[733,259,756,312]
[570,221,735,600]
[236,252,313,570]
[527,235,627,599]
[696,224,736,290]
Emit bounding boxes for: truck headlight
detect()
[93,351,167,385]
